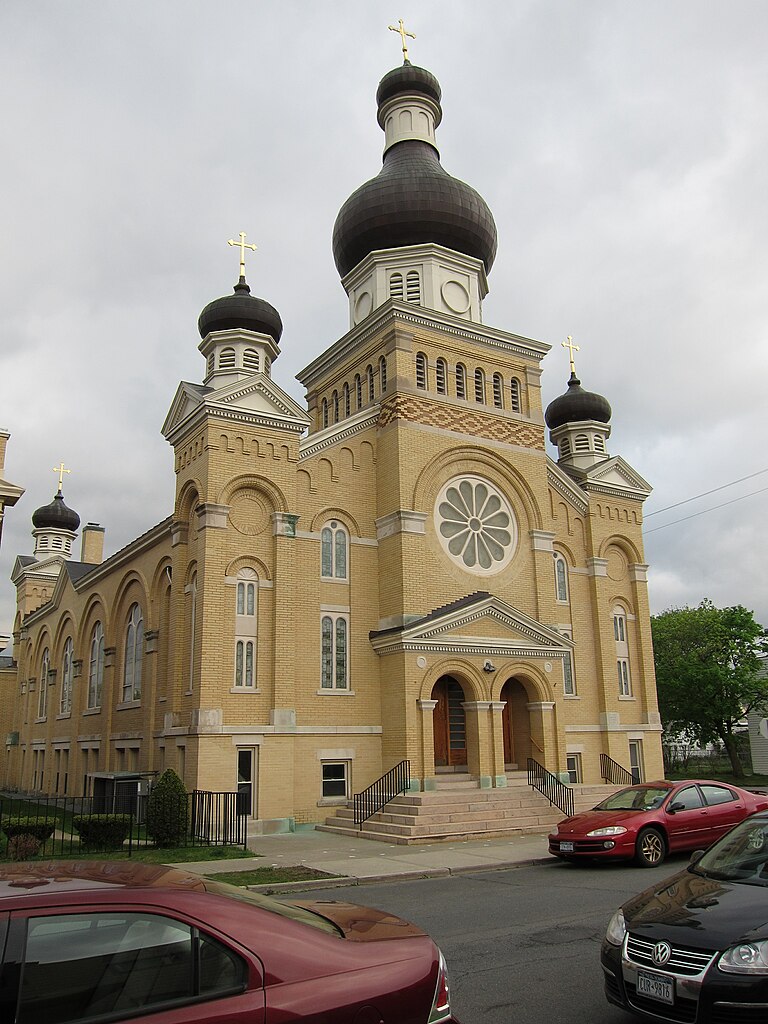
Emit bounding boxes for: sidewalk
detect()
[171,827,554,891]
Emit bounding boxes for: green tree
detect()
[145,769,189,847]
[652,600,768,778]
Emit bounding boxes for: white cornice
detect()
[546,458,589,515]
[300,408,379,459]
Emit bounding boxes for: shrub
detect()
[146,769,189,847]
[2,816,56,844]
[7,834,41,861]
[73,814,132,850]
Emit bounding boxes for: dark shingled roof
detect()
[545,373,612,430]
[198,278,283,342]
[370,591,491,640]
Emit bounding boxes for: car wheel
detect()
[635,827,666,867]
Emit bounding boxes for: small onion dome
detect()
[332,65,497,279]
[197,278,283,343]
[32,491,81,532]
[545,373,612,430]
[375,62,442,114]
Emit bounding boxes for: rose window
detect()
[434,476,517,574]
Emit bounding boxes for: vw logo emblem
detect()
[652,941,672,966]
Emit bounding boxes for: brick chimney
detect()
[81,523,105,564]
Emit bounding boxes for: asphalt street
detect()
[299,855,683,1024]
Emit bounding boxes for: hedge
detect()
[73,814,132,850]
[2,816,56,843]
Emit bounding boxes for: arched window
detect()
[389,272,404,300]
[559,437,571,458]
[332,390,339,423]
[321,398,328,429]
[60,637,73,715]
[234,569,258,688]
[613,605,631,697]
[510,377,521,413]
[321,520,348,580]
[436,358,447,395]
[595,435,605,452]
[406,270,420,303]
[88,622,104,709]
[493,373,503,408]
[122,604,143,703]
[355,374,362,409]
[416,352,428,389]
[321,614,349,689]
[187,575,197,693]
[219,347,236,369]
[474,368,485,403]
[456,363,467,400]
[379,355,387,393]
[244,348,260,371]
[343,382,350,417]
[367,365,375,402]
[554,552,569,602]
[575,434,590,452]
[38,647,50,719]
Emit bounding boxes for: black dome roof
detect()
[332,64,497,279]
[32,492,81,532]
[545,374,612,430]
[198,278,283,343]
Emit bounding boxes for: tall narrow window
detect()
[389,272,404,300]
[321,398,328,429]
[355,374,362,409]
[629,740,644,783]
[321,521,348,579]
[436,358,447,394]
[416,352,427,389]
[122,603,144,703]
[88,622,104,709]
[332,390,339,423]
[367,365,375,402]
[510,377,521,413]
[38,648,50,719]
[405,270,420,303]
[493,373,503,408]
[321,614,349,689]
[60,637,73,715]
[234,570,258,688]
[474,368,485,403]
[379,355,387,393]
[343,382,350,417]
[219,347,236,369]
[244,348,259,371]
[618,659,631,696]
[187,575,197,693]
[456,363,467,399]
[554,552,569,602]
[614,604,631,696]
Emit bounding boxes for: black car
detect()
[601,810,768,1022]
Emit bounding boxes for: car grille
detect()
[626,934,717,977]
[627,989,697,1023]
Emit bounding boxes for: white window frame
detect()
[618,658,632,697]
[88,622,104,709]
[320,613,349,690]
[122,603,144,703]
[234,570,258,690]
[321,521,348,580]
[37,648,50,720]
[554,552,569,603]
[60,637,73,715]
[321,761,349,799]
[566,753,582,784]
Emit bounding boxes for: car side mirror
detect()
[689,849,705,866]
[667,802,685,814]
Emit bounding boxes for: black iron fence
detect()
[527,757,574,818]
[600,753,635,787]
[0,789,247,858]
[353,760,411,827]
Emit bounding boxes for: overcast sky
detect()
[1,1,766,641]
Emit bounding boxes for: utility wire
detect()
[645,486,768,534]
[645,468,768,517]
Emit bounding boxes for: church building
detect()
[3,54,663,836]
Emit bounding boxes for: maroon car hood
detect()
[556,809,642,834]
[290,900,427,942]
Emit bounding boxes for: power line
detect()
[645,486,768,534]
[644,468,768,517]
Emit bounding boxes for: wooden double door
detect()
[432,676,467,767]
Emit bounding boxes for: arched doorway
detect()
[431,676,467,767]
[501,677,531,769]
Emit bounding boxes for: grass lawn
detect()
[666,767,768,787]
[206,866,342,886]
[0,844,255,865]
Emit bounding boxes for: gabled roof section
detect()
[370,591,573,657]
[547,457,589,516]
[570,455,652,501]
[162,375,309,446]
[11,553,62,585]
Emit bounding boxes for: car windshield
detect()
[692,817,768,886]
[203,877,342,935]
[595,786,671,812]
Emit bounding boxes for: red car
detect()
[0,860,458,1024]
[549,779,768,867]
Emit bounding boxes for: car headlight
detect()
[719,941,768,974]
[587,826,628,837]
[605,909,626,947]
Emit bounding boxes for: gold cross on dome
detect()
[562,335,580,375]
[52,462,71,493]
[227,232,258,279]
[389,18,415,61]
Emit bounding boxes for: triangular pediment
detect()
[370,592,572,657]
[161,382,209,440]
[581,456,652,497]
[209,375,309,423]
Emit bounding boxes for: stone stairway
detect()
[317,773,619,845]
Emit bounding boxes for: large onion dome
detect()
[32,491,81,532]
[198,277,283,343]
[332,63,498,279]
[545,373,612,430]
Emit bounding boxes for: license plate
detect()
[559,841,574,852]
[637,970,674,1004]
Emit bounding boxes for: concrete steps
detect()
[317,774,618,845]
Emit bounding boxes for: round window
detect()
[434,476,517,574]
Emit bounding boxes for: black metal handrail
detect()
[600,753,634,787]
[527,758,574,818]
[353,760,411,827]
